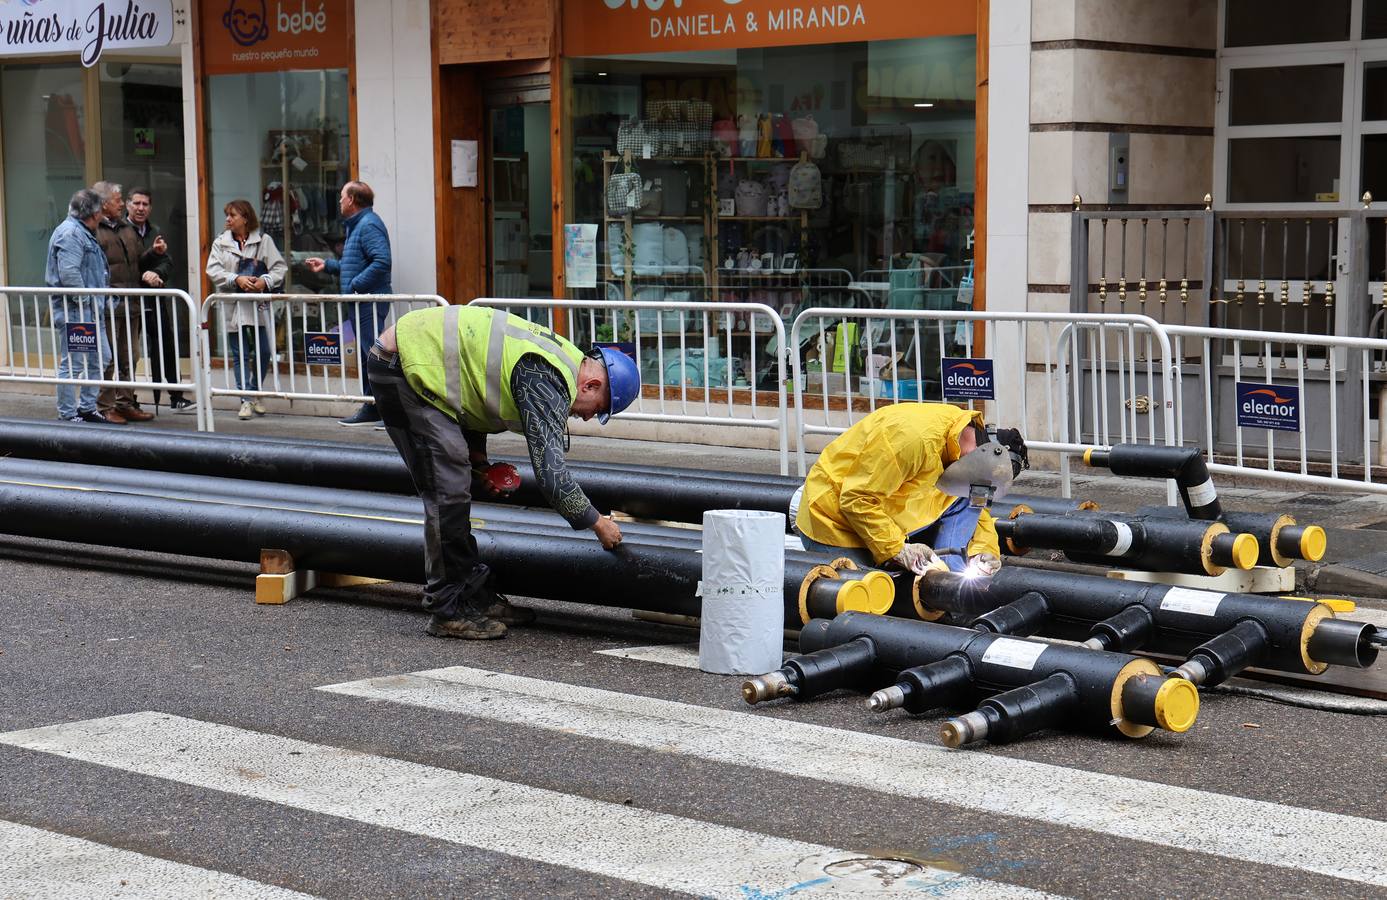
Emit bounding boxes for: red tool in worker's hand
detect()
[473,462,521,497]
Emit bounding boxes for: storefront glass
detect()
[1,63,87,286]
[204,68,351,293]
[567,36,976,388]
[98,61,188,290]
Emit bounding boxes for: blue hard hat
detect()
[595,346,640,424]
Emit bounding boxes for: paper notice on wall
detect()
[451,140,478,188]
[564,224,598,288]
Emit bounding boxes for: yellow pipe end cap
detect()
[1083,447,1095,465]
[835,579,875,614]
[1300,525,1327,562]
[1231,533,1260,570]
[1154,678,1200,733]
[1322,598,1357,613]
[858,570,896,615]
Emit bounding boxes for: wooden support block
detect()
[255,548,392,604]
[1107,566,1295,594]
[255,569,318,605]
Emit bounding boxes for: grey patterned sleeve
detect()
[511,355,599,529]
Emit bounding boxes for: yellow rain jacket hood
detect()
[795,403,1000,564]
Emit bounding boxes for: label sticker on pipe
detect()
[1105,521,1134,556]
[981,637,1048,670]
[1186,478,1219,509]
[1160,587,1225,617]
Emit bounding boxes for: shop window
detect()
[1229,65,1344,126]
[1225,0,1350,48]
[99,62,188,291]
[1,63,88,287]
[204,69,350,294]
[570,37,975,295]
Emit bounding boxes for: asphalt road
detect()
[2,399,1387,898]
[2,527,1386,898]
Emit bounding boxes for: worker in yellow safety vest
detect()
[370,304,641,640]
[794,403,1029,576]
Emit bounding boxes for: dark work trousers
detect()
[367,348,488,619]
[143,299,188,404]
[98,298,144,413]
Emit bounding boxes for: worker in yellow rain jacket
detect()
[794,403,1028,576]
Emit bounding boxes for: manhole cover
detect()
[823,857,930,885]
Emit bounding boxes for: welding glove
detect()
[892,543,947,576]
[968,552,1002,577]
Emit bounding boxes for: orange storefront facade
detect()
[433,0,988,348]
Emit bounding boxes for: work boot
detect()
[425,612,507,640]
[119,405,154,422]
[480,590,536,626]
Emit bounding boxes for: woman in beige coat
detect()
[205,199,287,420]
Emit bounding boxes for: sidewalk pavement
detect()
[5,387,1387,598]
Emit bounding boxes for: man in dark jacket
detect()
[306,180,393,426]
[92,181,154,423]
[127,187,190,412]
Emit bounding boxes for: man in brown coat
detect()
[92,181,153,422]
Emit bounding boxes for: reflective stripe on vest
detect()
[442,304,463,420]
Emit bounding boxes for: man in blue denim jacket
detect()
[45,189,119,424]
[306,180,393,426]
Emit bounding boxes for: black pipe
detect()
[0,481,881,625]
[1084,444,1222,520]
[0,457,724,551]
[0,420,800,524]
[746,612,1198,746]
[994,512,1258,575]
[1220,511,1327,566]
[914,567,1379,677]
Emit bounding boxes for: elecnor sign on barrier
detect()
[65,322,99,354]
[941,357,995,400]
[303,332,342,367]
[1235,381,1300,432]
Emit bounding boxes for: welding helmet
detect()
[594,346,640,424]
[937,441,1016,508]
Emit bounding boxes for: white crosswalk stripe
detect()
[0,713,1056,899]
[318,665,1387,890]
[0,819,312,899]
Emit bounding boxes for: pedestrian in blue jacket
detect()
[306,180,393,426]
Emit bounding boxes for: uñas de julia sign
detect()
[1,0,174,67]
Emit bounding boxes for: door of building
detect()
[484,75,552,303]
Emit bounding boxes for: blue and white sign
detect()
[1235,381,1300,432]
[941,357,995,400]
[303,332,342,366]
[65,322,99,354]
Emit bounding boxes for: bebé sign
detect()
[941,356,994,401]
[303,332,342,367]
[1235,381,1300,432]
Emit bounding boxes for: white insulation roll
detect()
[699,509,787,675]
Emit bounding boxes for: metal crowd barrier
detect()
[787,308,1179,490]
[0,286,203,425]
[1164,324,1387,493]
[199,293,447,432]
[475,297,790,474]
